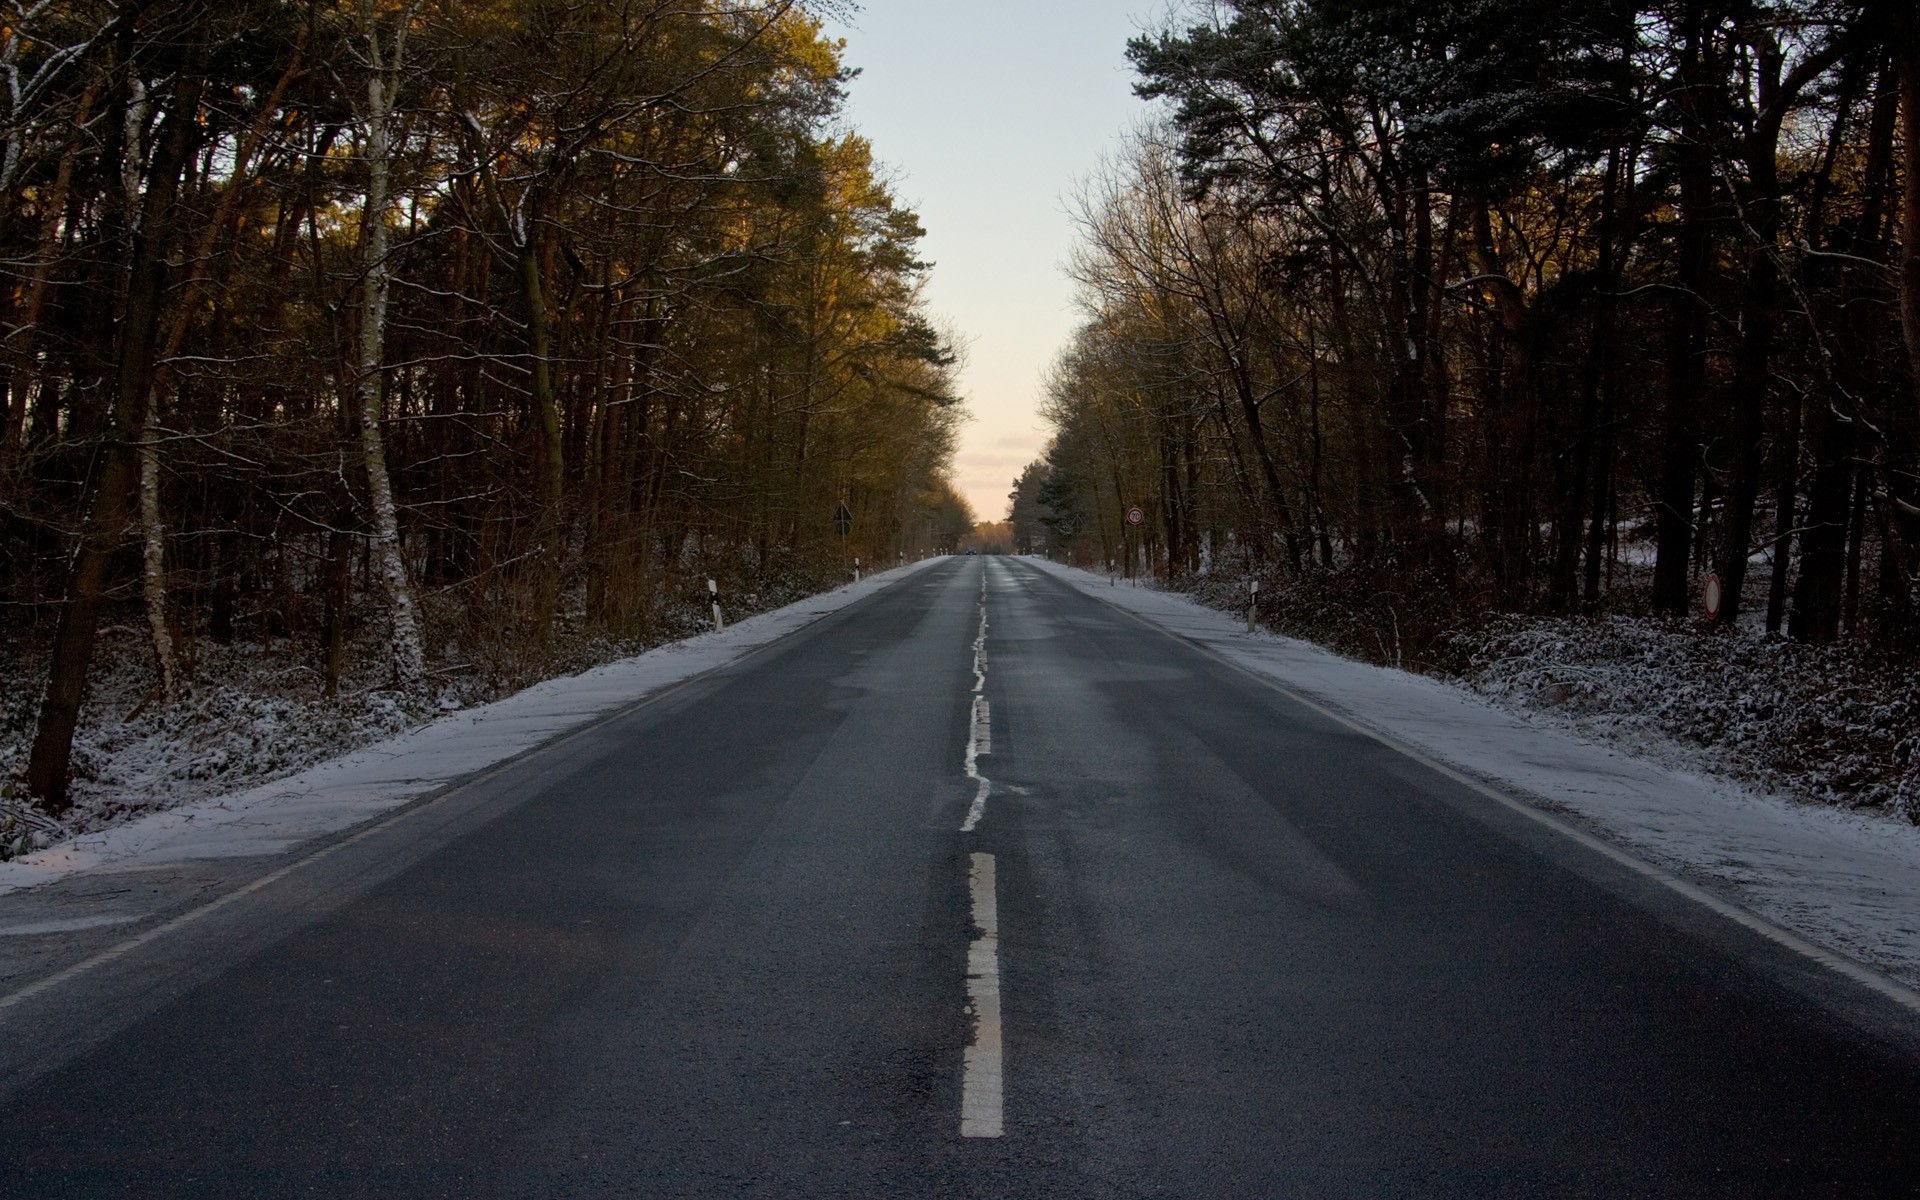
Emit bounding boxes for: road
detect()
[2,556,1918,1197]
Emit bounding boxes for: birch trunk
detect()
[134,32,306,702]
[356,2,425,686]
[119,79,178,704]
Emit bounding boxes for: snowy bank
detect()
[1033,560,1920,989]
[0,559,941,895]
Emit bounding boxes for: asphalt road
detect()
[3,556,1919,1197]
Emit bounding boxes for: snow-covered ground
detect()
[1033,560,1920,992]
[1,566,891,853]
[0,559,941,896]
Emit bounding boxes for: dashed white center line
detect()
[961,851,1003,1139]
[960,571,992,833]
[958,568,1004,1138]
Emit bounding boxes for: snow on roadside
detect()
[1030,560,1920,989]
[2,567,883,851]
[0,559,941,896]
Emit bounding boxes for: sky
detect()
[821,2,1166,521]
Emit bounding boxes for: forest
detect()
[0,0,974,820]
[1021,0,1920,662]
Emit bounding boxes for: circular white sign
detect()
[1703,572,1723,620]
[1125,507,1145,527]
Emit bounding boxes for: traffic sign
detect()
[1703,572,1723,620]
[834,503,852,537]
[1125,506,1144,527]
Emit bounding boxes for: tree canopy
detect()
[1,0,968,810]
[1031,0,1920,662]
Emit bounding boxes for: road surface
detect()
[2,557,1917,1196]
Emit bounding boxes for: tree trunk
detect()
[3,84,94,452]
[1306,306,1334,567]
[1470,193,1531,605]
[1714,26,1832,627]
[1899,21,1920,421]
[130,30,305,703]
[1557,150,1622,613]
[1223,336,1301,569]
[1764,383,1802,633]
[521,231,567,642]
[1790,405,1853,643]
[1653,17,1716,617]
[324,523,350,698]
[139,401,176,703]
[356,9,426,686]
[1712,241,1777,626]
[124,80,178,705]
[1844,459,1870,633]
[26,71,202,810]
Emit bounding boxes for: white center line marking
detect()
[961,851,1003,1139]
[960,569,992,833]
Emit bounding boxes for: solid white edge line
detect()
[0,805,392,1016]
[1043,562,1920,1019]
[961,851,1004,1138]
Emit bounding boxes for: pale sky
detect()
[823,2,1163,521]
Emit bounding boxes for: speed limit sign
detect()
[1125,506,1145,527]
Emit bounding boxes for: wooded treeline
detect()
[1,0,972,810]
[1024,0,1920,665]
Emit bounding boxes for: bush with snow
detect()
[1455,616,1920,820]
[1171,564,1920,822]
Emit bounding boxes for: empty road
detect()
[3,557,1918,1196]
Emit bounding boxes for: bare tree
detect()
[353,0,426,685]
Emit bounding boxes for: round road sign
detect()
[1703,572,1723,620]
[1125,506,1145,527]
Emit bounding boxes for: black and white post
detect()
[1247,577,1259,634]
[708,579,724,632]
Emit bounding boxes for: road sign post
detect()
[1248,578,1259,634]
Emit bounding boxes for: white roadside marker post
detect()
[708,578,724,632]
[1248,577,1259,633]
[854,556,861,583]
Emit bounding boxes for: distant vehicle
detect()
[965,548,977,555]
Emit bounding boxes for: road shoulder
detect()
[0,559,946,1050]
[1028,558,1920,993]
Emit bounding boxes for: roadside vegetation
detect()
[1016,0,1920,817]
[0,0,975,843]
